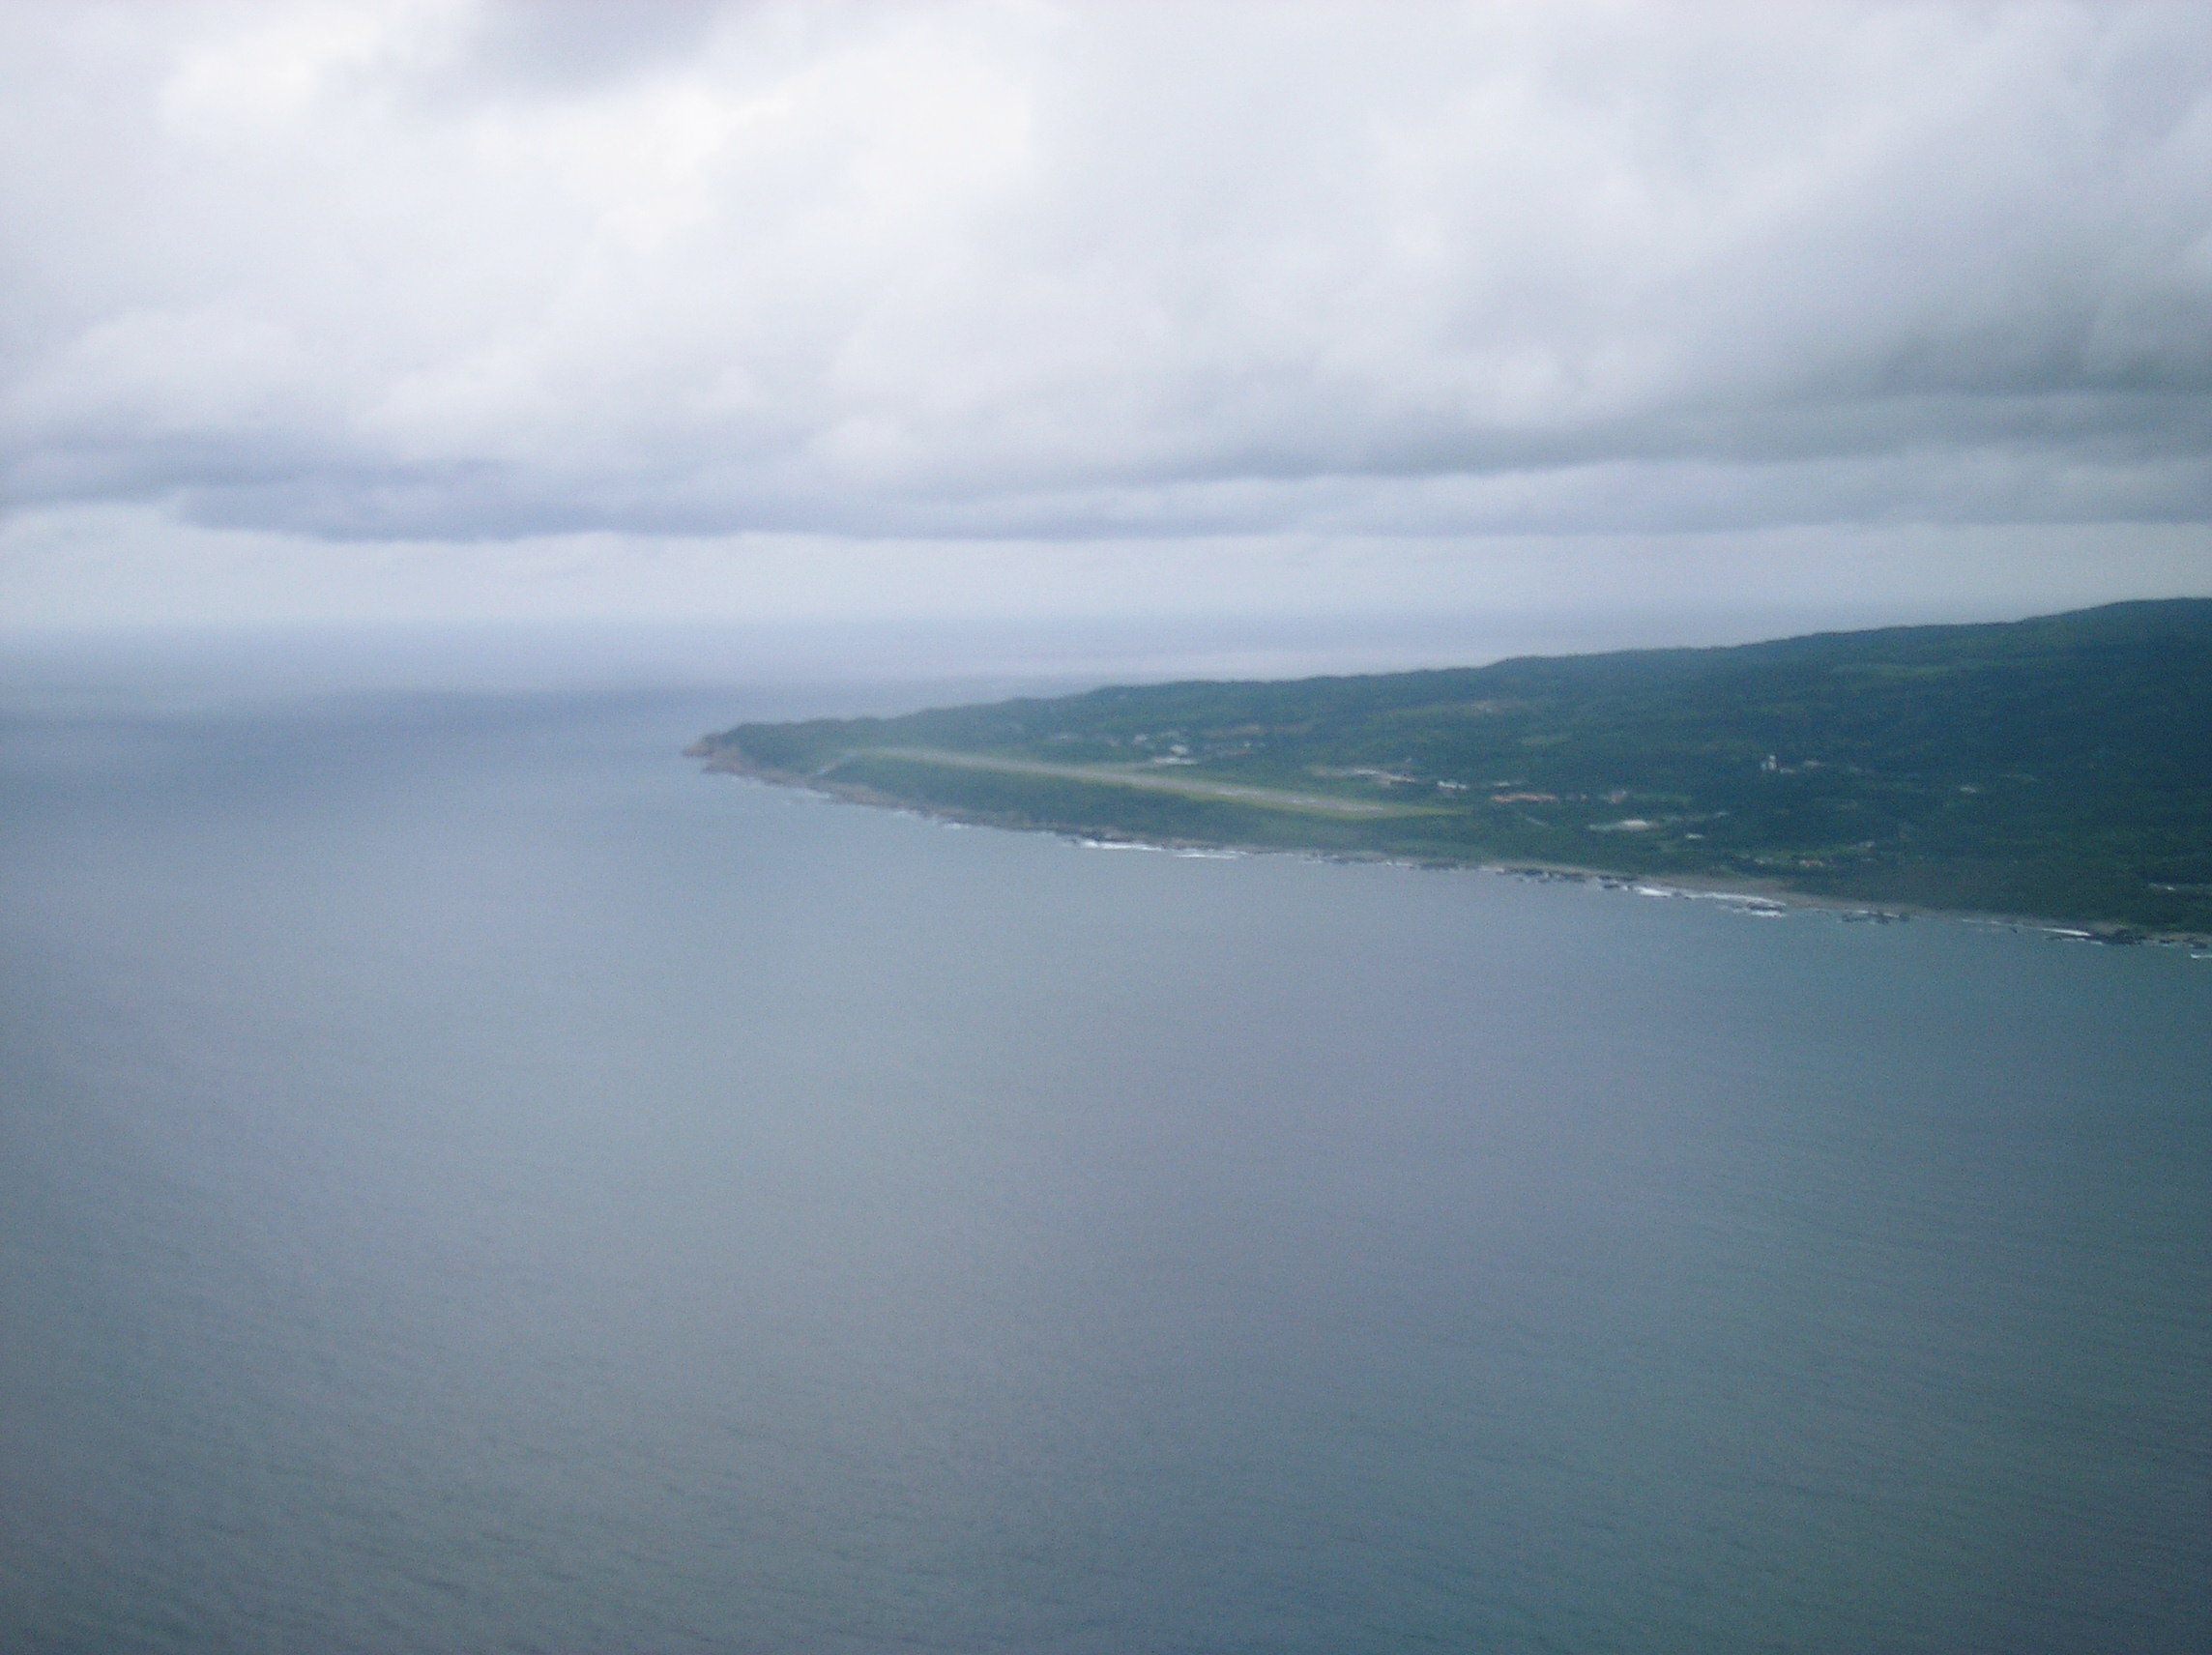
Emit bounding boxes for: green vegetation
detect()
[694,599,2212,934]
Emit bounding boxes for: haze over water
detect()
[3,643,2207,1654]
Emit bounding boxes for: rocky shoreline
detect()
[691,742,2212,955]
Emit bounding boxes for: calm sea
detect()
[3,676,2207,1654]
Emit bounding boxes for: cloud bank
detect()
[3,1,2210,624]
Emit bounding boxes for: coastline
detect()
[691,744,2212,953]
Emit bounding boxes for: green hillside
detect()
[693,599,2212,934]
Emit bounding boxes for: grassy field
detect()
[857,748,1438,819]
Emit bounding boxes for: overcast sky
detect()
[4,0,2210,632]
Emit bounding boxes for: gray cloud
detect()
[3,0,2211,559]
[453,0,730,94]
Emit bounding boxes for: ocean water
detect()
[2,679,2207,1654]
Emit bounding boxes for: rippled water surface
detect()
[3,683,2207,1653]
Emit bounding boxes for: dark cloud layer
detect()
[4,0,2212,551]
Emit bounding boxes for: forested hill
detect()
[694,599,2212,934]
